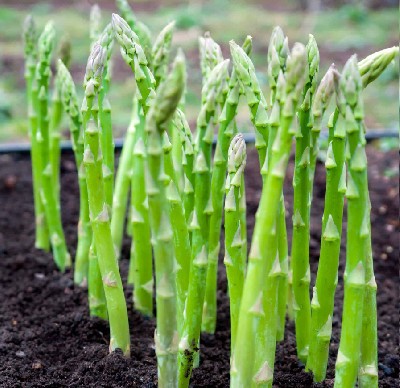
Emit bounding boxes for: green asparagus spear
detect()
[178,59,230,386]
[57,61,92,285]
[291,35,319,363]
[83,43,130,355]
[130,99,153,316]
[305,66,342,382]
[202,35,252,334]
[266,26,290,341]
[111,13,156,257]
[49,37,71,207]
[145,52,186,387]
[231,43,308,388]
[35,22,70,270]
[23,16,49,251]
[224,133,247,352]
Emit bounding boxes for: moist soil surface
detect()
[0,146,398,387]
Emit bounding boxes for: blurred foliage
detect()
[0,0,397,143]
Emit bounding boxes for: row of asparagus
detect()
[22,1,398,387]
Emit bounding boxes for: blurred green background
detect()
[0,0,398,143]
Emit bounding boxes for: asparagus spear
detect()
[34,22,70,270]
[49,37,71,208]
[23,16,49,251]
[111,14,157,258]
[202,35,252,334]
[291,35,319,363]
[231,43,308,387]
[145,52,186,387]
[57,61,91,285]
[306,66,342,381]
[266,26,290,341]
[178,59,230,386]
[130,98,153,316]
[98,24,115,210]
[224,133,247,352]
[83,43,130,355]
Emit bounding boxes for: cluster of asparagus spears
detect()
[23,1,398,387]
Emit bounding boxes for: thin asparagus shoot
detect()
[224,133,247,353]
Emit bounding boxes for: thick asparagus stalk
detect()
[224,134,247,352]
[230,43,308,387]
[145,52,186,388]
[23,16,50,251]
[202,35,252,334]
[35,22,70,271]
[83,44,130,355]
[291,35,319,363]
[178,59,229,386]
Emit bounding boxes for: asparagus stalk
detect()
[224,134,247,352]
[230,42,268,165]
[145,52,186,388]
[333,55,367,388]
[199,32,224,85]
[202,35,252,334]
[266,26,290,341]
[98,24,115,210]
[306,67,344,381]
[178,59,229,386]
[23,16,49,251]
[57,61,92,285]
[290,35,319,363]
[49,38,71,206]
[230,43,308,387]
[130,99,153,316]
[173,109,195,224]
[35,22,71,271]
[83,43,130,355]
[111,13,156,257]
[164,130,192,335]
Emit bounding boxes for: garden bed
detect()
[0,146,398,387]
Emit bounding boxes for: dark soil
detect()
[0,146,398,387]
